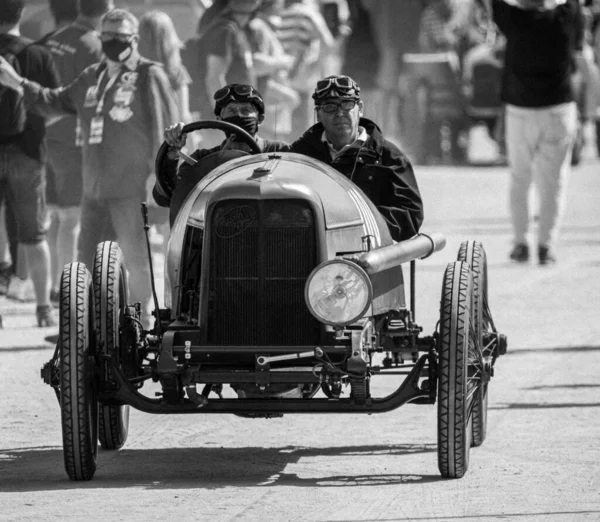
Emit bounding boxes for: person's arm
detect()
[177,83,193,123]
[205,54,229,99]
[146,64,180,157]
[204,24,234,101]
[378,146,424,242]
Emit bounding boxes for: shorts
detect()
[0,143,48,243]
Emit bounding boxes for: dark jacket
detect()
[492,0,583,108]
[153,137,289,208]
[289,118,424,242]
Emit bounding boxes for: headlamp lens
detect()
[305,260,371,326]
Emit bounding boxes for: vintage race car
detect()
[41,121,507,482]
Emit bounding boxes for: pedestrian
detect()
[247,0,299,140]
[0,0,60,325]
[277,0,334,132]
[489,0,584,264]
[184,0,260,132]
[0,8,178,321]
[289,74,424,242]
[39,0,113,303]
[155,82,289,217]
[139,10,192,125]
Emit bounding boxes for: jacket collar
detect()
[302,118,384,157]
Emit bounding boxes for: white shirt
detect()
[322,126,368,160]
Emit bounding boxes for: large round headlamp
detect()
[305,260,372,326]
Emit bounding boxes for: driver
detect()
[153,83,289,207]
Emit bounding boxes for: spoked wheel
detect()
[59,262,98,481]
[437,261,477,479]
[93,241,130,450]
[458,240,489,447]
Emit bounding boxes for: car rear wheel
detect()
[59,262,98,481]
[437,261,475,479]
[457,241,488,447]
[93,241,130,451]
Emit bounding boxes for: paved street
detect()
[1,152,599,521]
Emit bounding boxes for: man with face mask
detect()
[0,8,178,320]
[154,83,288,209]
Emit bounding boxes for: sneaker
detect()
[36,305,57,327]
[538,245,557,265]
[6,276,36,302]
[509,243,529,263]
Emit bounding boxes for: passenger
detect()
[154,83,289,209]
[289,74,424,242]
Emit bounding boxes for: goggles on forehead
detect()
[214,84,263,104]
[313,76,360,100]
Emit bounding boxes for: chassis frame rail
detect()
[99,354,434,414]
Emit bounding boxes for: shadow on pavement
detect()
[525,383,600,390]
[348,510,600,521]
[0,443,441,491]
[490,402,600,410]
[508,345,600,354]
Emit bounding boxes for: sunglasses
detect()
[317,100,359,113]
[314,76,360,98]
[100,32,136,42]
[214,84,262,103]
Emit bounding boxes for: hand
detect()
[0,55,24,91]
[164,122,187,159]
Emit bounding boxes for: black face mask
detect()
[102,39,134,62]
[222,115,259,138]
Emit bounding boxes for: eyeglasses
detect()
[317,100,359,113]
[314,76,360,99]
[214,84,262,103]
[100,32,136,42]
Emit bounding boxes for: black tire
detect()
[59,262,98,481]
[93,242,130,451]
[437,261,475,479]
[457,241,488,447]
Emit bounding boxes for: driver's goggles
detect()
[314,76,360,99]
[214,84,263,104]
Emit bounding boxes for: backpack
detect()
[181,18,239,115]
[0,40,28,140]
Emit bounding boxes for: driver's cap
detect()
[213,84,265,117]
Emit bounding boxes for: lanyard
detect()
[94,68,120,116]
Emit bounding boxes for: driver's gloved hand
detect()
[164,122,187,159]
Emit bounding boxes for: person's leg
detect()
[54,205,80,291]
[77,198,105,271]
[108,197,154,320]
[7,145,53,313]
[535,102,577,258]
[47,206,60,293]
[505,105,537,252]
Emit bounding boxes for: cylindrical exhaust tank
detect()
[354,232,446,275]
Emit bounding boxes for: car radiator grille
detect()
[207,199,321,346]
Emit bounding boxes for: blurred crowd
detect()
[1,0,599,324]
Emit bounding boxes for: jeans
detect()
[78,197,152,312]
[505,102,577,248]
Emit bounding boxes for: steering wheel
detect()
[154,120,262,203]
